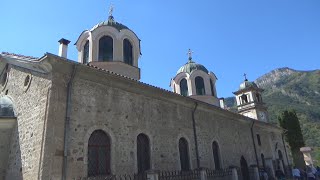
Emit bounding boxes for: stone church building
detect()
[0,9,290,180]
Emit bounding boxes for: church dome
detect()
[239,79,258,90]
[177,60,209,75]
[91,16,130,32]
[0,96,15,117]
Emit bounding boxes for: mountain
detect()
[225,67,320,147]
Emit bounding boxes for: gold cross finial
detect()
[187,49,193,61]
[109,4,114,17]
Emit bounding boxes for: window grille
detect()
[88,130,111,177]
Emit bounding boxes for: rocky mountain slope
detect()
[225,67,320,147]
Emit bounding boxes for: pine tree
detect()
[278,110,305,167]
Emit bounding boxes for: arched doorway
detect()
[88,130,111,177]
[137,133,150,174]
[240,156,249,180]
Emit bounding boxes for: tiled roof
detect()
[86,63,176,94]
[1,52,38,61]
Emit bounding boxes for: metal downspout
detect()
[191,102,200,168]
[62,64,77,180]
[250,120,260,172]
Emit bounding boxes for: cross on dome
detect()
[243,73,248,81]
[109,4,114,17]
[187,49,193,61]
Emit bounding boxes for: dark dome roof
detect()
[239,79,258,90]
[177,60,209,75]
[0,96,15,117]
[91,16,130,32]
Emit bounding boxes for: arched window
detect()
[241,94,248,104]
[240,156,249,180]
[210,79,215,96]
[257,134,261,146]
[180,78,188,96]
[0,96,15,117]
[123,39,133,65]
[179,138,190,171]
[195,76,205,95]
[137,133,150,174]
[83,40,89,64]
[212,141,221,170]
[261,153,266,169]
[98,36,113,61]
[88,130,111,177]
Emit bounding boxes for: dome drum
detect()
[75,16,141,80]
[171,58,220,107]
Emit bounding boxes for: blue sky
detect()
[1,0,319,97]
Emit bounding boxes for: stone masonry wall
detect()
[1,65,51,180]
[39,64,286,179]
[0,128,14,180]
[29,59,287,179]
[66,77,196,179]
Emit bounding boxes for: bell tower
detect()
[233,74,269,122]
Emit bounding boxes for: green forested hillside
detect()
[225,68,320,147]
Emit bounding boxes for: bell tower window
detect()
[123,39,133,65]
[180,78,188,96]
[83,40,89,64]
[98,36,113,62]
[195,76,205,95]
[241,94,248,104]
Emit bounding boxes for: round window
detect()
[23,74,32,92]
[24,75,30,87]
